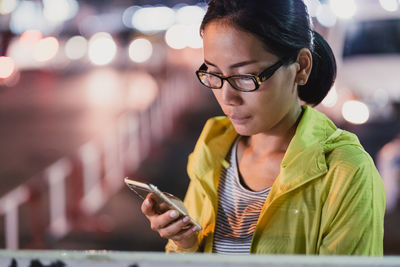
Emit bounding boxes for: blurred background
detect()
[0,0,399,254]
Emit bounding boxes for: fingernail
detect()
[192,226,200,232]
[144,199,151,207]
[169,210,179,218]
[183,216,190,223]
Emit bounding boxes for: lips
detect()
[228,115,251,124]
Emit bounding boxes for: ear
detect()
[295,48,312,86]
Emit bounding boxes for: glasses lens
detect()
[228,76,257,91]
[198,72,222,89]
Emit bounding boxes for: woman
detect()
[142,0,385,255]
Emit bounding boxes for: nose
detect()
[221,81,243,106]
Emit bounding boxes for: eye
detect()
[207,68,221,74]
[246,72,258,76]
[234,68,259,76]
[242,69,261,76]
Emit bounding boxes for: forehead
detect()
[202,21,276,64]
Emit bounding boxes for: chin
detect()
[232,124,254,136]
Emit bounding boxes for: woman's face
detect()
[202,21,301,136]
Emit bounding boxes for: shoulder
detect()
[320,136,385,228]
[197,116,235,144]
[322,128,382,188]
[325,130,372,170]
[187,116,237,176]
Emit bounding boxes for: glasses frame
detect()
[195,59,285,92]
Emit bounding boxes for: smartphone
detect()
[124,177,202,230]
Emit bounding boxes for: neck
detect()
[245,106,303,156]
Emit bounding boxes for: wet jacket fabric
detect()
[165,105,385,255]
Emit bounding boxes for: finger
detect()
[141,194,158,216]
[150,209,182,232]
[158,202,171,213]
[158,216,199,240]
[171,224,201,242]
[148,193,171,214]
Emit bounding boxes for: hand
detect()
[141,193,201,249]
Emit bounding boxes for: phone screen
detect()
[125,181,152,201]
[124,178,173,213]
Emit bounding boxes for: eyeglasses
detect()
[195,59,285,92]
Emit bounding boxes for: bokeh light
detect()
[0,57,15,79]
[88,32,117,66]
[185,24,203,49]
[316,4,337,27]
[42,0,79,25]
[132,6,175,33]
[165,24,203,50]
[122,5,140,29]
[34,37,60,62]
[10,1,46,34]
[342,100,370,124]
[20,30,43,45]
[8,31,44,68]
[379,0,399,11]
[321,86,338,108]
[175,5,206,24]
[128,38,153,63]
[2,69,20,87]
[330,0,356,19]
[0,0,18,15]
[165,25,187,50]
[65,36,88,60]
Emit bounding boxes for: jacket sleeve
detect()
[165,179,204,253]
[319,154,386,255]
[165,117,232,253]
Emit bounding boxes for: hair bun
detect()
[297,31,337,106]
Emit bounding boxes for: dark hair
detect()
[200,0,336,106]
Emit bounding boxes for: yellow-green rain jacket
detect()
[166,105,385,255]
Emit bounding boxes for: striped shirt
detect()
[213,138,271,254]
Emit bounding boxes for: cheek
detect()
[263,74,297,103]
[253,84,280,105]
[250,82,294,116]
[280,67,297,94]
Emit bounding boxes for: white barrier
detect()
[0,187,30,249]
[46,159,72,238]
[80,142,104,215]
[0,250,399,267]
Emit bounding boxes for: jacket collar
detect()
[272,105,333,195]
[190,105,342,204]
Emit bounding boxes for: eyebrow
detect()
[204,59,259,69]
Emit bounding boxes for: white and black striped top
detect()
[213,138,271,254]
